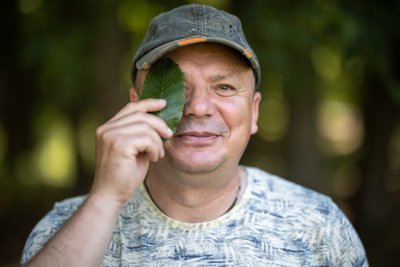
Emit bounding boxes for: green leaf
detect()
[140,58,185,133]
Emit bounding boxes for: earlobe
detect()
[251,92,262,135]
[130,87,139,102]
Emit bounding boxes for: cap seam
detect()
[197,4,204,35]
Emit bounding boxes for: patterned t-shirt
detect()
[21,166,368,266]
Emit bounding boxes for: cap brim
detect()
[134,36,260,87]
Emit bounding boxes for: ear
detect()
[251,92,262,135]
[129,87,139,102]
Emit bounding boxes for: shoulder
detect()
[244,166,333,210]
[242,166,350,236]
[25,194,86,233]
[244,166,350,224]
[33,195,87,230]
[242,166,368,266]
[21,195,86,265]
[37,195,88,225]
[52,195,87,214]
[242,166,342,236]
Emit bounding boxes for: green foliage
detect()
[140,58,185,133]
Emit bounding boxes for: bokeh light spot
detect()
[318,100,364,155]
[78,113,99,170]
[332,165,362,198]
[118,0,163,33]
[312,46,341,80]
[35,119,76,187]
[258,93,289,142]
[19,0,43,15]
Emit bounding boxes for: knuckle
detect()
[136,121,153,132]
[132,121,156,136]
[137,135,153,146]
[125,102,137,109]
[97,129,117,146]
[96,125,106,138]
[110,137,125,150]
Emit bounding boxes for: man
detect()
[21,4,368,266]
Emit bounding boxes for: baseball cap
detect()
[131,4,261,88]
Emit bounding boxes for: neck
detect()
[144,166,245,223]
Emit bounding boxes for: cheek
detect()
[218,99,253,131]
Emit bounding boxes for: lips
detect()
[175,118,228,134]
[172,119,228,145]
[174,131,221,145]
[175,131,218,138]
[172,129,223,147]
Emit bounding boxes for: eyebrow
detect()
[182,71,240,83]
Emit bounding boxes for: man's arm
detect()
[24,99,173,266]
[25,193,122,267]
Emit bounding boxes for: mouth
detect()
[175,131,219,138]
[172,119,228,145]
[173,131,222,145]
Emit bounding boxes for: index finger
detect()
[110,98,167,122]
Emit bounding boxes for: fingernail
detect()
[167,128,173,136]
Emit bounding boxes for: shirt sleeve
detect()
[20,196,86,266]
[326,201,369,267]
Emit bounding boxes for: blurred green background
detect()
[1,0,400,266]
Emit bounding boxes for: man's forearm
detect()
[24,99,171,266]
[25,193,123,267]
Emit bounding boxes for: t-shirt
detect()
[21,166,368,266]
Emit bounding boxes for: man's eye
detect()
[216,85,236,96]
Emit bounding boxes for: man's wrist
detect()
[86,190,127,216]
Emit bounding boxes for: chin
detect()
[163,152,225,175]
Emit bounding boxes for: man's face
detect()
[140,43,261,175]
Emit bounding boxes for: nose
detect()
[183,85,215,118]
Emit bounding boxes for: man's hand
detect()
[91,98,173,207]
[25,99,172,267]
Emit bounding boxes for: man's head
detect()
[131,4,261,89]
[130,4,262,177]
[153,43,260,176]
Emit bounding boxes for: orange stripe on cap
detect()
[178,37,207,46]
[243,49,253,59]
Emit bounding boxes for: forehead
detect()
[166,43,251,72]
[135,43,255,90]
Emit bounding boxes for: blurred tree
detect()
[234,0,400,266]
[340,0,400,264]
